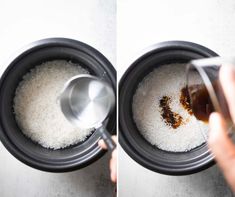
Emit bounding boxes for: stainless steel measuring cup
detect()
[59,74,116,151]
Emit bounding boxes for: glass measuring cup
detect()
[186,57,234,131]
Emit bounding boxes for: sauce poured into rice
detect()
[132,63,208,152]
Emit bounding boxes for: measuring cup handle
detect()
[98,127,116,151]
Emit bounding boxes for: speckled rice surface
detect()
[132,63,208,152]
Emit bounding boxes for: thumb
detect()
[208,112,235,191]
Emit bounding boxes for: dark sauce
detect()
[159,96,183,129]
[187,81,231,123]
[159,81,230,128]
[180,87,193,115]
[187,84,214,123]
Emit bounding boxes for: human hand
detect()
[98,136,117,183]
[208,65,235,192]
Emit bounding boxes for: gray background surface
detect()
[118,0,235,196]
[0,0,116,197]
[1,0,235,196]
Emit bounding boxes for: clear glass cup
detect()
[186,57,234,131]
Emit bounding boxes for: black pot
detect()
[0,38,116,172]
[119,41,218,175]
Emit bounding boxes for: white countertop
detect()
[0,1,116,197]
[118,0,235,196]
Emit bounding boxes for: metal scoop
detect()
[59,74,116,151]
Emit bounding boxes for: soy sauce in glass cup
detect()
[186,57,233,130]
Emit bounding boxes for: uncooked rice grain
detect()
[132,63,208,152]
[14,60,93,149]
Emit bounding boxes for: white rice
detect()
[14,60,93,149]
[132,63,208,152]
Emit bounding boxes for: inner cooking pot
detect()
[119,41,218,175]
[0,38,116,172]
